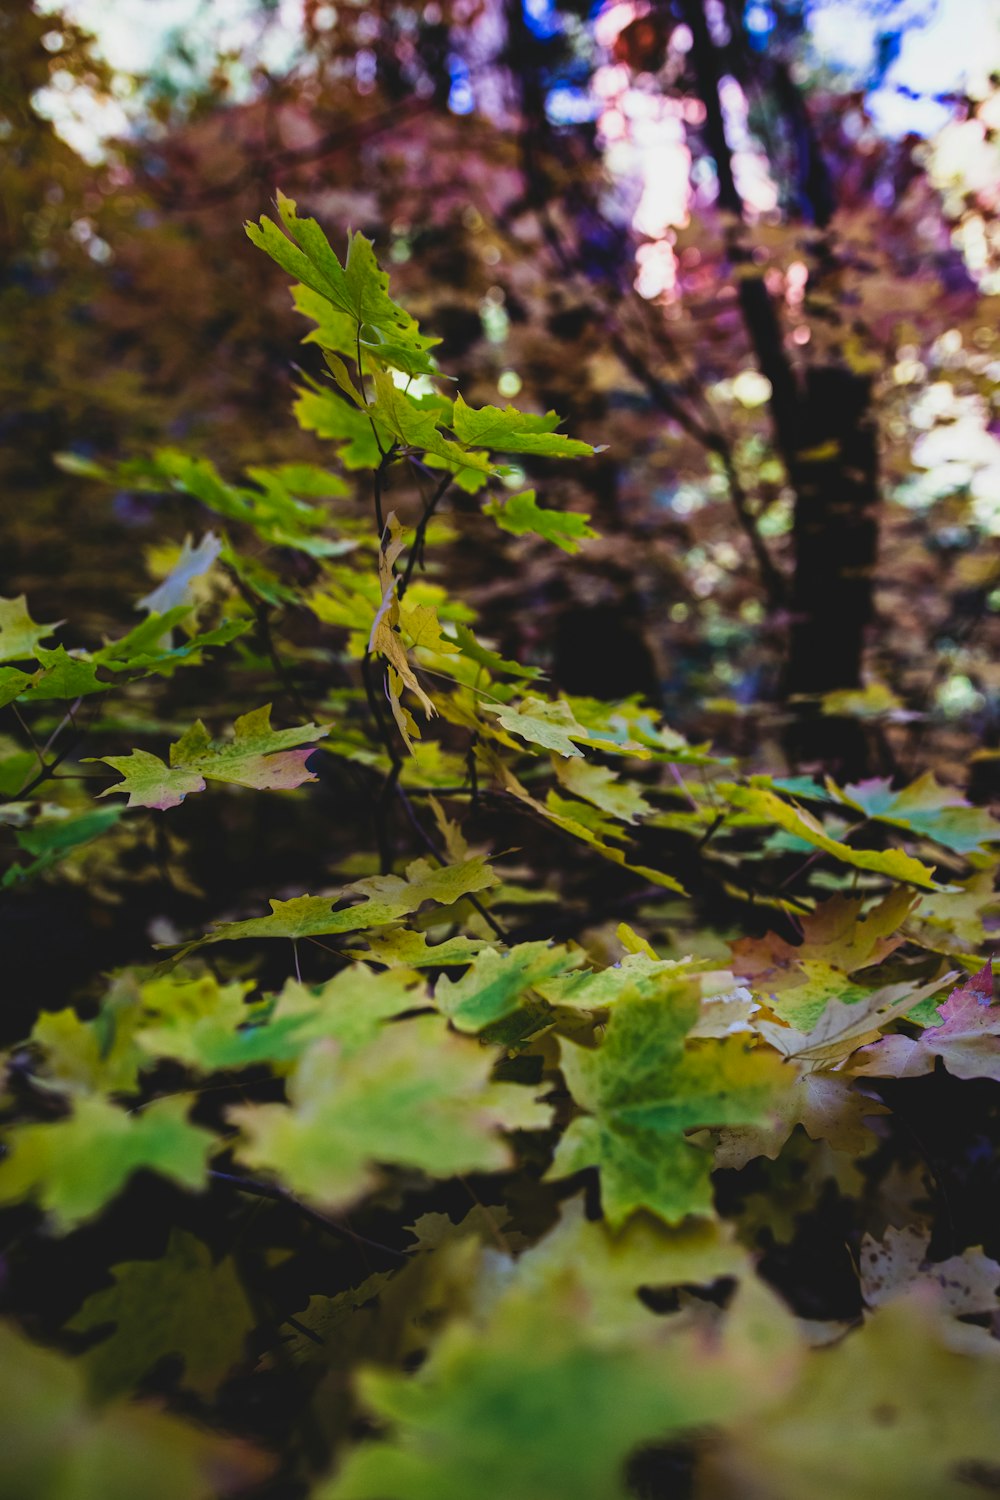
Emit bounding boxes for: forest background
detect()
[2,1,1000,1496]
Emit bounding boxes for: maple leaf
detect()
[22,620,242,702]
[850,964,999,1080]
[248,194,440,375]
[487,752,686,892]
[756,973,957,1071]
[4,804,124,887]
[535,951,696,1011]
[907,871,1000,957]
[0,664,34,707]
[322,1277,794,1500]
[483,490,599,552]
[114,447,331,553]
[359,928,490,967]
[832,771,1000,856]
[483,695,590,757]
[552,757,652,823]
[719,780,942,889]
[322,1210,802,1500]
[295,383,382,468]
[549,988,791,1226]
[94,704,327,809]
[702,1293,1000,1500]
[229,1019,550,1210]
[0,1095,215,1230]
[729,889,937,1031]
[0,1322,266,1500]
[860,1225,1000,1318]
[322,1315,682,1500]
[451,393,593,457]
[0,594,58,663]
[68,1230,254,1398]
[262,965,428,1055]
[191,855,498,948]
[432,942,580,1033]
[132,972,271,1073]
[89,609,249,678]
[16,646,107,700]
[712,1073,888,1169]
[732,889,915,993]
[445,622,542,683]
[30,994,144,1097]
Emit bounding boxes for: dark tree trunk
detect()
[781,367,879,776]
[678,0,880,775]
[784,367,879,699]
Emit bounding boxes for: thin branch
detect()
[209,1169,409,1260]
[399,468,452,597]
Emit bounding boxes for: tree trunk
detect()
[678,0,880,775]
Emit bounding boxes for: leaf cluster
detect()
[0,202,999,1500]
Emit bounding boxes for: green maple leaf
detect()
[0,595,58,663]
[0,1095,215,1230]
[433,942,580,1033]
[324,1319,689,1500]
[511,1195,753,1334]
[483,695,590,757]
[122,448,344,555]
[0,664,35,707]
[720,780,942,889]
[535,951,695,1011]
[1,613,249,708]
[4,806,125,888]
[132,972,264,1072]
[833,771,1000,856]
[192,854,498,947]
[29,991,144,1097]
[292,282,360,358]
[247,194,439,375]
[359,928,490,967]
[549,988,790,1226]
[18,646,107,699]
[230,1018,550,1210]
[294,384,382,468]
[449,624,542,682]
[94,704,327,809]
[68,1230,254,1399]
[483,490,599,552]
[552,758,652,823]
[92,610,250,676]
[451,393,593,457]
[0,1321,265,1500]
[265,965,428,1052]
[369,373,491,473]
[137,965,428,1072]
[321,1268,796,1500]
